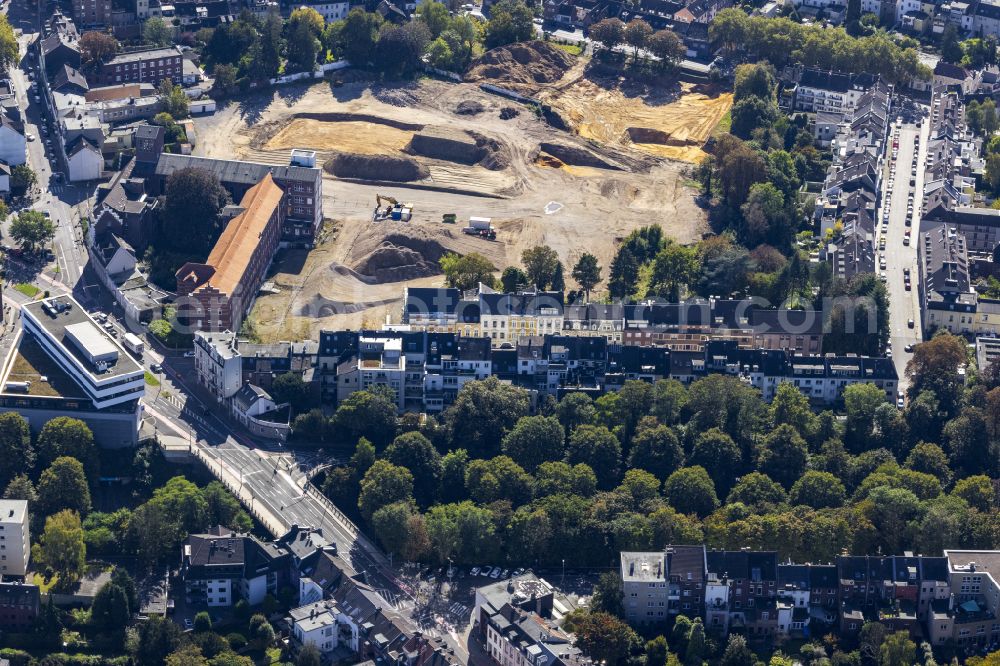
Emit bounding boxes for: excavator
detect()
[374,194,413,221]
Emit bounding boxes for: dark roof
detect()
[666,545,705,580]
[51,63,88,93]
[809,565,839,589]
[479,291,564,316]
[0,580,40,609]
[934,60,969,81]
[155,153,318,185]
[136,124,163,141]
[799,68,853,93]
[404,287,461,317]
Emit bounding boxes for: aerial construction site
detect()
[192,41,730,342]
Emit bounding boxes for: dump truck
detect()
[462,216,496,240]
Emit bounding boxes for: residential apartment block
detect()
[96,46,184,87]
[176,174,285,332]
[0,579,40,631]
[403,288,826,353]
[0,500,29,576]
[180,527,291,607]
[619,547,1000,648]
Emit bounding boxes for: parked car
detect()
[490,567,501,578]
[908,318,915,328]
[905,344,914,353]
[480,566,492,577]
[150,363,162,373]
[183,350,195,358]
[501,569,509,578]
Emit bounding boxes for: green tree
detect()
[416,0,450,37]
[193,611,212,632]
[211,63,239,97]
[534,461,598,497]
[249,614,275,650]
[149,476,208,534]
[162,167,229,254]
[624,18,652,61]
[879,631,916,666]
[465,455,533,504]
[0,412,33,489]
[690,428,742,495]
[590,18,625,52]
[358,460,414,520]
[906,333,968,415]
[648,29,685,69]
[501,266,529,292]
[627,421,684,479]
[727,472,788,511]
[37,457,91,517]
[731,95,779,140]
[424,501,496,563]
[646,636,669,666]
[734,63,776,101]
[36,509,86,581]
[287,18,321,71]
[941,24,963,63]
[952,475,994,512]
[91,581,130,638]
[484,0,534,48]
[297,644,322,666]
[134,615,182,666]
[11,164,36,192]
[501,415,565,472]
[158,78,190,119]
[650,242,699,300]
[201,481,251,532]
[664,467,719,517]
[758,424,809,489]
[79,31,119,68]
[385,432,442,505]
[591,572,625,617]
[790,470,846,508]
[572,253,602,301]
[770,382,816,439]
[720,634,754,666]
[522,245,561,290]
[574,612,640,666]
[445,377,530,458]
[843,383,888,452]
[439,252,496,290]
[340,8,383,66]
[331,388,397,448]
[37,416,97,476]
[0,15,18,75]
[685,618,706,666]
[10,210,55,252]
[270,373,312,413]
[4,474,37,504]
[567,425,622,489]
[904,442,952,486]
[144,17,172,46]
[371,501,416,556]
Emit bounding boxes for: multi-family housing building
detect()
[403,289,826,353]
[180,527,292,607]
[791,69,882,115]
[196,327,899,417]
[919,222,979,335]
[1,296,145,446]
[474,573,584,666]
[0,579,41,631]
[0,500,29,577]
[146,150,323,246]
[176,173,285,332]
[96,46,184,87]
[618,547,1000,646]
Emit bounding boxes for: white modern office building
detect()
[0,295,144,446]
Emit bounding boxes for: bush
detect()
[226,633,248,651]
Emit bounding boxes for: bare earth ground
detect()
[192,74,710,342]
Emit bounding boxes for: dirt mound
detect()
[465,40,575,86]
[625,127,692,146]
[406,128,510,171]
[408,128,486,165]
[539,142,622,170]
[351,233,449,283]
[456,100,485,115]
[324,152,429,182]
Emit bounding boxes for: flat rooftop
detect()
[22,297,143,379]
[4,335,86,398]
[622,551,667,583]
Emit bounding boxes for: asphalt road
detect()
[878,116,927,395]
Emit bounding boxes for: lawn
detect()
[14,283,40,298]
[32,572,61,593]
[713,110,732,136]
[552,42,584,56]
[144,372,160,387]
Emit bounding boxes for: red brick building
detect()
[175,174,285,332]
[97,46,183,86]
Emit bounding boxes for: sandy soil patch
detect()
[542,80,733,163]
[265,118,415,154]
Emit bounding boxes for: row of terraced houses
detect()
[621,546,1000,649]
